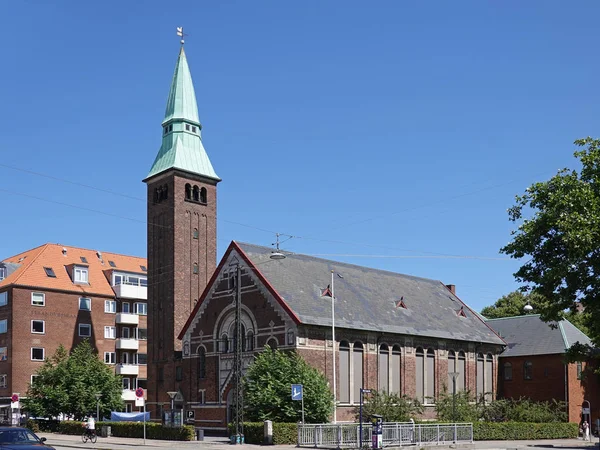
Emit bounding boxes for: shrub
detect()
[227,422,263,444]
[272,422,298,445]
[57,421,195,440]
[480,398,567,423]
[354,391,423,422]
[473,422,578,440]
[435,389,478,422]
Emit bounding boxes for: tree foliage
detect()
[243,348,333,423]
[353,390,422,423]
[501,137,600,345]
[23,341,124,420]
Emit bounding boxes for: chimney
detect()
[62,248,67,256]
[446,284,456,295]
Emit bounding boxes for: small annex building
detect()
[176,241,505,430]
[488,315,596,424]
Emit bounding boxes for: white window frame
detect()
[0,320,7,334]
[79,323,91,337]
[122,302,130,313]
[104,352,116,364]
[104,326,116,339]
[30,374,39,386]
[0,268,5,281]
[135,353,147,365]
[31,292,45,307]
[122,377,131,390]
[31,320,45,334]
[134,302,147,315]
[122,327,130,339]
[135,328,147,341]
[31,347,45,361]
[79,297,91,311]
[0,374,6,388]
[104,300,116,313]
[74,266,88,283]
[0,292,7,307]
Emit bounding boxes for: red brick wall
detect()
[500,354,566,403]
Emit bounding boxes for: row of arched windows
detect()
[153,184,168,203]
[185,184,207,204]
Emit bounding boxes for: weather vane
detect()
[176,26,188,45]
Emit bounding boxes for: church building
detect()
[144,43,505,430]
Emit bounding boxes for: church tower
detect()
[144,44,220,408]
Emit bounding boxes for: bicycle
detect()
[81,428,97,444]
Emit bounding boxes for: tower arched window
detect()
[163,184,168,200]
[200,187,207,204]
[193,228,199,239]
[220,334,229,353]
[246,330,254,351]
[193,186,199,202]
[185,184,192,200]
[193,263,198,274]
[197,347,206,379]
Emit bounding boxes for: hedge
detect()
[55,421,195,441]
[473,422,578,440]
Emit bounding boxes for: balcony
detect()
[116,313,139,325]
[113,283,147,300]
[115,364,139,376]
[116,339,139,351]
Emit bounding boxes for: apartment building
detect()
[0,243,148,417]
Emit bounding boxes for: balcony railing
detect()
[116,339,139,351]
[115,313,139,325]
[115,364,139,376]
[113,283,147,300]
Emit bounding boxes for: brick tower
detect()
[143,43,220,412]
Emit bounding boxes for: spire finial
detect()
[177,26,187,45]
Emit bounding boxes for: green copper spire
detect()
[145,46,220,182]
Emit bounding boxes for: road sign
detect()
[583,407,590,414]
[291,384,303,401]
[10,394,18,403]
[135,388,144,398]
[135,397,145,407]
[186,410,195,419]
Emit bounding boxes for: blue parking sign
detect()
[291,384,303,401]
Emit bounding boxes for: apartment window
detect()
[79,324,91,337]
[0,375,6,388]
[114,274,123,285]
[30,375,39,386]
[122,302,130,313]
[0,292,6,307]
[0,268,5,281]
[104,326,116,339]
[31,348,45,361]
[74,266,88,283]
[122,378,131,390]
[31,292,45,307]
[136,328,148,340]
[176,366,183,381]
[136,379,147,390]
[31,320,45,334]
[104,300,116,313]
[0,347,7,361]
[134,303,147,315]
[135,353,147,365]
[0,320,7,334]
[44,267,56,278]
[577,362,583,380]
[79,297,91,311]
[524,360,533,380]
[504,362,513,381]
[104,352,116,364]
[122,327,130,339]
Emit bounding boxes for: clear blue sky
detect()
[2,1,599,313]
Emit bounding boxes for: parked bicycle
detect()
[81,428,97,444]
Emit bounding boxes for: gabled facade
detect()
[144,44,220,411]
[175,242,505,430]
[0,244,149,418]
[489,315,598,424]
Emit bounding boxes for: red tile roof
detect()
[0,243,147,297]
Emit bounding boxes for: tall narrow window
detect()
[193,186,199,202]
[448,350,456,392]
[457,351,466,391]
[504,362,513,381]
[200,187,207,204]
[339,341,350,403]
[391,345,401,395]
[221,334,229,353]
[193,228,199,239]
[378,344,389,393]
[185,183,192,200]
[353,342,364,403]
[416,347,424,403]
[485,354,493,402]
[524,361,533,380]
[476,353,484,399]
[246,331,254,351]
[577,361,583,380]
[425,348,435,404]
[193,263,198,274]
[198,347,206,379]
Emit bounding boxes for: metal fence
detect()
[298,422,473,448]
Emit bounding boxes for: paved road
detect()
[37,432,600,450]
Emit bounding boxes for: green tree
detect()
[480,291,544,319]
[501,137,600,346]
[243,348,333,423]
[23,341,124,419]
[353,390,422,423]
[434,388,478,422]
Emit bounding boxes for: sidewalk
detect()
[37,432,600,450]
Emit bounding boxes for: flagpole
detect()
[331,270,337,424]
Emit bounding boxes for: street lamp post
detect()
[95,393,102,422]
[167,391,177,427]
[448,373,459,422]
[330,270,337,424]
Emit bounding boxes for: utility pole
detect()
[233,265,244,443]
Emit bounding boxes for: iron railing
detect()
[298,422,473,448]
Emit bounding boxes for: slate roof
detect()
[236,242,505,345]
[0,243,146,297]
[486,315,592,357]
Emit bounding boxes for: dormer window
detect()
[185,124,190,131]
[0,267,5,281]
[74,266,88,283]
[192,126,196,133]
